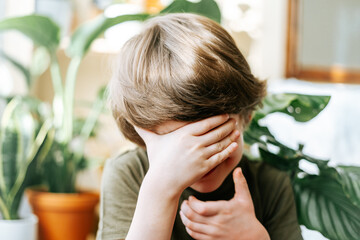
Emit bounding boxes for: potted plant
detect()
[245,93,360,240]
[0,13,105,240]
[0,96,52,240]
[0,0,221,239]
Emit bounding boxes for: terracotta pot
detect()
[27,189,99,240]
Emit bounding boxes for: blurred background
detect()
[0,0,359,239]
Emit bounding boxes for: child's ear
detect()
[242,113,252,126]
[248,114,252,122]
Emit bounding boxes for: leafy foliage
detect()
[67,0,220,58]
[0,15,60,54]
[160,0,221,23]
[245,93,360,240]
[0,97,53,219]
[0,0,222,219]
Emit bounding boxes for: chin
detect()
[190,180,223,193]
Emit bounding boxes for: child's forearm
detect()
[126,170,182,240]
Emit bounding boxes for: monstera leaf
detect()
[294,172,360,240]
[246,93,360,240]
[255,93,330,122]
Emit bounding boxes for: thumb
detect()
[233,167,252,201]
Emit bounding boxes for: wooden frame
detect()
[285,0,360,84]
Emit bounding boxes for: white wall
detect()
[260,0,288,80]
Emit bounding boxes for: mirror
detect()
[286,0,360,83]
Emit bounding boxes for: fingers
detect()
[187,196,224,216]
[184,226,211,240]
[186,114,229,136]
[204,129,240,158]
[207,141,238,166]
[181,199,207,224]
[180,199,220,240]
[233,168,252,201]
[200,118,237,146]
[180,212,213,240]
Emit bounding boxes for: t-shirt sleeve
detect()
[259,165,303,240]
[96,149,148,240]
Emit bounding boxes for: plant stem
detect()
[62,56,81,144]
[50,56,64,130]
[0,197,10,220]
[74,89,105,163]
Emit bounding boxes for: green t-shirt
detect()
[96,147,303,240]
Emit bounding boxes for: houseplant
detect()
[3,1,357,239]
[244,93,360,240]
[0,0,221,238]
[0,96,53,240]
[0,14,104,240]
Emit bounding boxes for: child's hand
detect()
[134,114,240,196]
[180,168,270,240]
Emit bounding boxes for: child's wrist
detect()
[143,169,183,200]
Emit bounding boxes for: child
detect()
[97,13,303,240]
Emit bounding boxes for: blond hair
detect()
[109,13,266,146]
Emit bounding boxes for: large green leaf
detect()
[256,93,330,122]
[0,97,52,219]
[0,98,35,219]
[258,147,299,173]
[0,99,27,195]
[67,14,150,58]
[0,15,60,54]
[161,0,221,23]
[68,0,221,59]
[336,166,360,208]
[294,174,360,240]
[0,50,31,89]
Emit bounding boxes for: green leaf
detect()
[68,0,221,58]
[256,94,297,118]
[336,166,360,208]
[0,97,51,219]
[0,98,36,219]
[0,98,23,196]
[0,15,60,54]
[0,50,31,90]
[30,47,51,78]
[258,147,299,173]
[294,174,360,240]
[245,120,274,141]
[256,93,330,122]
[161,0,221,23]
[67,13,150,58]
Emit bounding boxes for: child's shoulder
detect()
[104,147,149,175]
